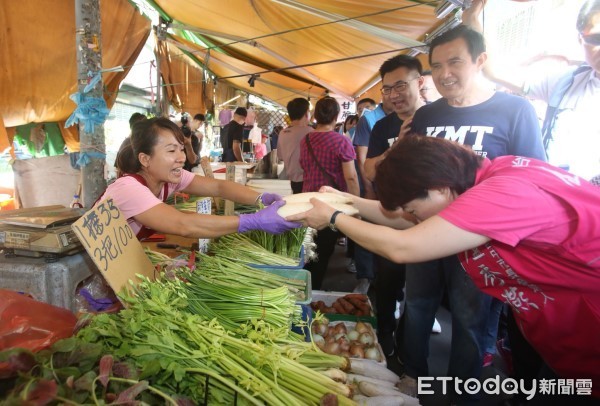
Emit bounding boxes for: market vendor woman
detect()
[288,135,600,401]
[99,117,299,240]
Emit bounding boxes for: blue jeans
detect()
[353,242,374,280]
[484,298,504,354]
[402,256,489,404]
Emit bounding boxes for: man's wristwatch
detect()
[329,210,343,232]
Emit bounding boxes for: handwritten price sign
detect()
[71,197,155,295]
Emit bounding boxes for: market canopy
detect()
[0,0,463,152]
[152,0,444,105]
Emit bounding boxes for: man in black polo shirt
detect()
[221,107,247,162]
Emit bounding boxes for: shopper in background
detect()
[277,98,313,194]
[270,125,283,150]
[420,70,442,103]
[342,114,359,141]
[103,117,299,240]
[342,112,374,294]
[355,98,377,116]
[180,114,200,172]
[221,107,248,162]
[300,97,359,290]
[288,134,600,404]
[190,113,205,156]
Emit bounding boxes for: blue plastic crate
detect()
[252,267,311,305]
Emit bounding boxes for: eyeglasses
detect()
[581,33,600,46]
[380,77,420,95]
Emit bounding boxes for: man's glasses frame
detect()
[380,76,420,95]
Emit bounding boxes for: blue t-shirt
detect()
[366,113,403,158]
[354,104,387,147]
[411,92,546,161]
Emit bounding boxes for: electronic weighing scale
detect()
[0,205,85,261]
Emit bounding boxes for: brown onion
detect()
[354,321,370,334]
[325,342,341,355]
[333,323,347,335]
[349,344,365,358]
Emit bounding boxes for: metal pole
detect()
[75,0,106,207]
[155,17,166,116]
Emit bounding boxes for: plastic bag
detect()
[0,289,77,353]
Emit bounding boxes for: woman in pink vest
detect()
[99,117,299,240]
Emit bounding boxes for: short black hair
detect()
[428,25,486,65]
[379,55,423,80]
[357,98,376,107]
[129,112,147,129]
[193,113,205,121]
[577,0,600,33]
[234,107,248,117]
[286,98,311,120]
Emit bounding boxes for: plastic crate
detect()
[0,252,95,312]
[257,267,312,305]
[310,290,377,328]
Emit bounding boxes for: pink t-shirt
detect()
[440,156,600,391]
[99,171,195,236]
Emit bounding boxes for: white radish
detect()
[358,382,421,405]
[353,394,405,406]
[283,192,352,204]
[358,381,404,397]
[277,202,359,217]
[347,373,397,388]
[348,358,401,383]
[320,368,347,383]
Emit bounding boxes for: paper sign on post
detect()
[71,197,155,295]
[196,197,211,253]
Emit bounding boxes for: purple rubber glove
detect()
[239,200,302,234]
[260,192,283,206]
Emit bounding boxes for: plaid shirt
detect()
[300,131,356,192]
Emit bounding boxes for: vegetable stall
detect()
[0,193,421,405]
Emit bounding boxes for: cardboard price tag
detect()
[71,197,155,295]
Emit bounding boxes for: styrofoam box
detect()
[0,252,95,312]
[311,290,377,328]
[325,320,386,367]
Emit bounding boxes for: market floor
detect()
[319,242,512,406]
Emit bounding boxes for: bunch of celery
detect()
[79,282,355,405]
[209,233,300,266]
[244,227,307,259]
